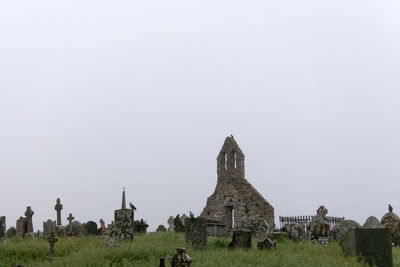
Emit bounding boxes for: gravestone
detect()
[6,227,16,238]
[43,220,57,236]
[257,237,276,250]
[54,198,63,226]
[85,221,98,235]
[228,230,252,250]
[381,205,400,245]
[307,206,330,242]
[174,215,185,232]
[157,225,167,232]
[317,205,328,218]
[167,216,175,232]
[235,216,270,242]
[67,213,74,235]
[114,189,135,241]
[341,228,392,267]
[0,216,5,239]
[69,221,83,237]
[169,247,192,267]
[284,223,304,241]
[363,216,384,228]
[335,220,360,244]
[134,219,149,234]
[185,217,207,248]
[45,231,58,262]
[24,206,34,233]
[16,217,26,238]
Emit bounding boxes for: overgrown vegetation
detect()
[1,233,399,266]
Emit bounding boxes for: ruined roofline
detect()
[217,135,244,159]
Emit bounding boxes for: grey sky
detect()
[1,1,400,231]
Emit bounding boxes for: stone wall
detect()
[201,136,275,232]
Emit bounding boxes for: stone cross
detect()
[67,213,74,235]
[54,198,63,226]
[24,206,34,233]
[46,231,58,261]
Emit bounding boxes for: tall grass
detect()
[1,233,398,266]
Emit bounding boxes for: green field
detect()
[1,233,399,267]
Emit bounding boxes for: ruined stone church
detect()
[201,136,275,233]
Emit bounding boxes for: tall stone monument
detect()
[201,136,275,234]
[114,188,135,241]
[54,198,63,226]
[24,206,34,233]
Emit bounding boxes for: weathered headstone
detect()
[114,189,135,241]
[6,227,16,238]
[43,220,57,236]
[85,221,98,236]
[156,225,167,232]
[16,217,26,238]
[167,216,175,232]
[69,221,83,237]
[24,206,34,233]
[235,216,270,242]
[228,230,252,250]
[185,217,207,248]
[54,198,63,226]
[363,216,384,228]
[45,231,58,262]
[257,237,276,250]
[169,248,192,267]
[342,228,392,267]
[381,205,400,245]
[67,213,74,235]
[174,215,185,232]
[307,206,330,242]
[335,220,360,244]
[0,216,6,239]
[284,223,304,241]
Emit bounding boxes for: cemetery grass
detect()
[1,233,400,267]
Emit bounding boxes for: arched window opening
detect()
[234,151,237,169]
[232,208,235,228]
[224,152,227,170]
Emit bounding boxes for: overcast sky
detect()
[1,1,400,231]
